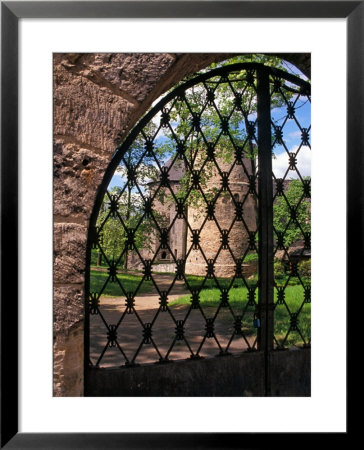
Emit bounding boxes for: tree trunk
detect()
[123,185,132,270]
[97,251,102,266]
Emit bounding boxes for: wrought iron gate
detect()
[85,62,311,396]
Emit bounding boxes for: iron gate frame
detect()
[84,62,311,396]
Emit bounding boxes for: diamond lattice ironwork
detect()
[270,72,311,349]
[87,63,311,367]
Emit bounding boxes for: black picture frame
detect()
[1,1,357,448]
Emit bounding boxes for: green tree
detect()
[155,54,294,218]
[273,178,311,247]
[114,126,161,268]
[96,186,155,267]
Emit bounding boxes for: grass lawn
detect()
[90,269,310,348]
[170,279,310,348]
[89,269,153,297]
[273,284,310,347]
[184,274,254,291]
[170,283,307,309]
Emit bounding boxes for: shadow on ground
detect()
[90,274,256,367]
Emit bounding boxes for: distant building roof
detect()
[164,158,185,181]
[275,239,311,261]
[147,157,185,186]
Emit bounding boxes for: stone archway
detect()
[53,52,310,396]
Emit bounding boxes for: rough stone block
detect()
[54,223,87,284]
[53,141,109,222]
[86,53,176,102]
[63,322,84,396]
[53,61,134,151]
[53,284,84,336]
[54,321,84,397]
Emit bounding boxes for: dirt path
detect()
[89,273,256,367]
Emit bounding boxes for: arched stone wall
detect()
[53,52,310,396]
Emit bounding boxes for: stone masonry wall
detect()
[185,157,257,277]
[53,53,310,396]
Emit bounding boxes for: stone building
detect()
[185,156,257,277]
[127,158,188,271]
[128,152,257,278]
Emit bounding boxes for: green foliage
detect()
[244,252,259,263]
[274,259,286,278]
[116,122,161,186]
[94,122,167,265]
[96,186,155,263]
[155,54,294,213]
[206,53,289,73]
[273,178,310,247]
[298,259,311,277]
[91,248,106,267]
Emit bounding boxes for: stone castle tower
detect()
[129,153,257,278]
[185,157,257,277]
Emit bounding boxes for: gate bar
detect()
[257,67,274,396]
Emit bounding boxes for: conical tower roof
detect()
[164,157,185,181]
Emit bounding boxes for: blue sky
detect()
[109,66,311,190]
[271,95,311,179]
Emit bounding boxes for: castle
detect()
[128,153,258,278]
